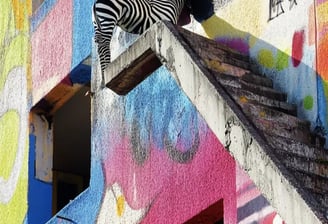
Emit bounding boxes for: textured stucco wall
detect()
[49,32,284,224]
[33,0,328,223]
[93,67,237,223]
[31,0,93,105]
[31,0,73,104]
[46,1,290,223]
[0,0,30,223]
[49,65,238,223]
[0,0,92,222]
[194,0,328,145]
[28,132,52,224]
[0,0,93,222]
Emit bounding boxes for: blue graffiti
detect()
[124,66,200,152]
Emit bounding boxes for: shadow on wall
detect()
[200,14,327,147]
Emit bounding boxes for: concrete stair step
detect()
[228,86,297,116]
[292,171,328,195]
[266,135,328,200]
[213,71,287,101]
[239,80,287,101]
[241,72,273,88]
[177,26,251,71]
[274,149,328,179]
[265,134,328,159]
[239,102,312,144]
[308,189,328,211]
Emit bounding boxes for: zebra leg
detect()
[95,32,111,72]
[94,28,111,87]
[92,1,118,72]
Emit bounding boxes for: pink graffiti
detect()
[103,126,237,223]
[215,38,250,55]
[31,0,73,102]
[292,30,305,67]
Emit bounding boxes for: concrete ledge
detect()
[106,49,161,95]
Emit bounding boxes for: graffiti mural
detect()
[199,0,328,144]
[316,1,328,141]
[92,67,237,223]
[46,65,238,223]
[0,0,31,223]
[44,0,328,223]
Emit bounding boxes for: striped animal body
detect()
[93,0,185,72]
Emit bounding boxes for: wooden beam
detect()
[106,49,161,95]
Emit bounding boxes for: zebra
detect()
[92,0,214,72]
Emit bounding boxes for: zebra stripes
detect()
[92,0,186,72]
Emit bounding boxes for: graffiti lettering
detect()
[269,0,297,21]
[130,118,200,164]
[269,0,285,20]
[131,119,150,165]
[165,131,200,163]
[289,0,297,10]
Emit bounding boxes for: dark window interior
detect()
[184,199,224,224]
[52,86,91,214]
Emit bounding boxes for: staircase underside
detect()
[103,21,328,224]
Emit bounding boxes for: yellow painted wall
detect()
[0,0,31,223]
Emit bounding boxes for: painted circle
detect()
[276,49,289,71]
[303,95,314,110]
[257,49,274,69]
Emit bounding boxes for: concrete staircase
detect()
[103,21,328,223]
[177,26,328,222]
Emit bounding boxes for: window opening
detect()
[30,82,91,218]
[184,199,224,224]
[52,85,91,213]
